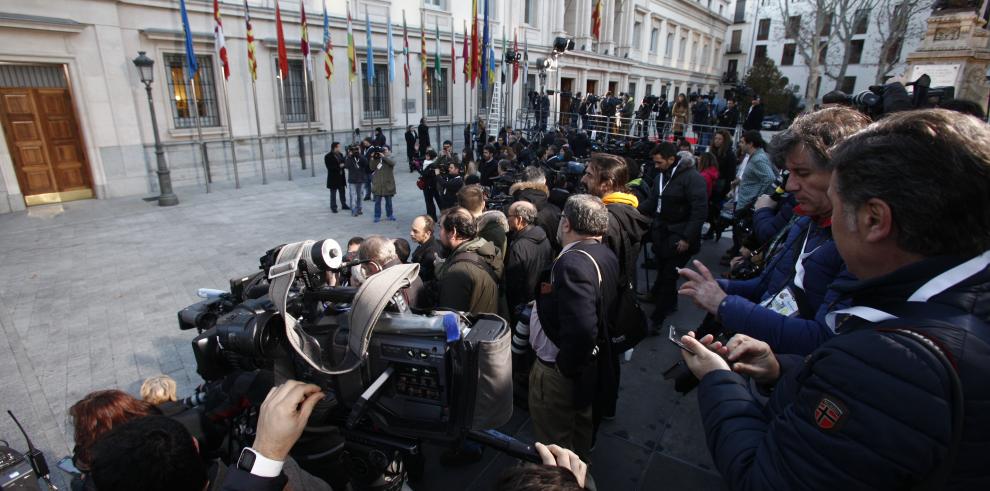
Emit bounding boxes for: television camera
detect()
[821,74,955,119]
[177,239,536,489]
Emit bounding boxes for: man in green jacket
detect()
[434,207,502,315]
[370,147,397,222]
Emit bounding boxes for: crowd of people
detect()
[62,94,990,490]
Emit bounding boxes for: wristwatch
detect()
[236,447,284,478]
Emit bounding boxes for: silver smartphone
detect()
[667,325,696,355]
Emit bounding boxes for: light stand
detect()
[133,51,178,206]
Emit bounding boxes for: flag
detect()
[434,25,441,81]
[450,19,456,85]
[512,29,519,84]
[243,0,258,80]
[471,0,479,87]
[275,0,289,80]
[420,15,428,81]
[462,20,469,79]
[386,13,395,81]
[212,0,229,80]
[500,27,506,84]
[322,0,333,80]
[300,0,311,77]
[365,10,374,84]
[481,0,489,94]
[488,38,496,86]
[402,10,410,87]
[592,0,602,41]
[179,0,198,79]
[522,35,528,83]
[346,4,356,81]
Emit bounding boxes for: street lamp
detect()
[133,51,178,206]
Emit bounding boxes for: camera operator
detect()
[437,159,464,211]
[678,108,990,491]
[344,145,369,217]
[679,107,869,356]
[419,149,441,220]
[87,380,325,491]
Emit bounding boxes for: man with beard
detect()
[510,166,562,252]
[434,207,502,315]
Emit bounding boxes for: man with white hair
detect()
[505,201,554,312]
[358,235,427,310]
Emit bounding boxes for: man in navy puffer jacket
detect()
[678,109,990,490]
[680,107,871,355]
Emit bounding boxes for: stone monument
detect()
[905,2,990,110]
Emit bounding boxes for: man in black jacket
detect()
[404,125,418,171]
[529,194,619,462]
[479,144,498,186]
[677,108,990,491]
[505,201,553,312]
[717,98,739,130]
[417,118,431,158]
[343,145,368,216]
[324,142,349,213]
[410,214,442,283]
[742,95,764,131]
[510,166,562,252]
[641,143,707,332]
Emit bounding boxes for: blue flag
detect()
[481,0,489,95]
[386,13,395,81]
[179,0,198,80]
[365,10,375,84]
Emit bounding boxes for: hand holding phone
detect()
[667,325,696,355]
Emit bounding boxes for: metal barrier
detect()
[512,108,741,152]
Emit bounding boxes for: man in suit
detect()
[529,194,619,462]
[742,95,765,131]
[410,214,442,283]
[324,142,349,213]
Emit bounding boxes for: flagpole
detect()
[326,81,335,136]
[220,77,240,188]
[303,58,315,177]
[188,77,211,193]
[421,13,427,154]
[250,79,267,184]
[278,75,292,181]
[449,19,454,147]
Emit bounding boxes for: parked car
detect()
[761,114,790,130]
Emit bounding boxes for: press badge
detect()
[761,287,799,317]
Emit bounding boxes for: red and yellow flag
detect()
[243,0,257,80]
[592,0,603,41]
[275,0,289,79]
[212,0,229,80]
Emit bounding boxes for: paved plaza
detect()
[0,168,726,490]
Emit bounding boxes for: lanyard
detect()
[826,250,990,332]
[793,227,823,291]
[655,163,681,214]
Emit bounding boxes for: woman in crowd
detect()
[704,129,738,240]
[671,94,690,139]
[69,390,158,475]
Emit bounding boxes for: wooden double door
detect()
[0,87,93,206]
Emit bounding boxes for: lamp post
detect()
[133,51,178,206]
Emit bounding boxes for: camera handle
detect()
[467,429,540,464]
[344,366,395,430]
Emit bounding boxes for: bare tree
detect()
[777,0,840,109]
[871,0,933,85]
[825,0,881,91]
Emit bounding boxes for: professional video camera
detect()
[177,239,532,489]
[822,74,954,119]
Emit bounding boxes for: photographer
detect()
[679,107,869,355]
[420,149,441,220]
[369,146,397,222]
[437,159,464,210]
[404,125,418,171]
[678,108,990,491]
[344,145,369,217]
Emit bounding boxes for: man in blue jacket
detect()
[678,109,990,490]
[679,107,870,355]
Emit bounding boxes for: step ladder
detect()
[487,74,503,133]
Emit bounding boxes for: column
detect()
[553,0,567,38]
[600,0,616,55]
[577,0,594,50]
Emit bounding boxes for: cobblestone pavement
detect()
[0,167,726,490]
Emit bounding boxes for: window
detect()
[841,76,856,94]
[524,0,536,25]
[787,15,801,38]
[819,43,828,63]
[665,33,674,58]
[719,4,723,15]
[633,21,643,47]
[650,28,659,53]
[820,13,833,36]
[727,59,738,77]
[692,40,698,65]
[164,53,220,128]
[702,42,710,66]
[854,9,870,35]
[424,0,447,9]
[781,43,796,65]
[733,0,746,23]
[645,83,653,95]
[757,18,770,40]
[629,82,637,98]
[660,84,669,98]
[426,67,449,117]
[754,44,767,59]
[678,36,686,61]
[849,39,864,64]
[885,38,903,65]
[361,62,391,119]
[815,76,822,98]
[277,59,316,123]
[729,30,742,52]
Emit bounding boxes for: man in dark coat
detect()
[529,194,619,462]
[372,127,387,147]
[409,215,442,283]
[436,160,464,210]
[404,125,418,171]
[717,98,739,129]
[324,142,349,213]
[510,166,562,252]
[343,145,368,216]
[504,201,553,312]
[677,108,990,491]
[417,118,431,158]
[479,145,499,187]
[435,207,502,314]
[742,95,764,131]
[641,143,708,332]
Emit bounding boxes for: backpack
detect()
[562,249,648,353]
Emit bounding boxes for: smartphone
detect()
[667,325,696,355]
